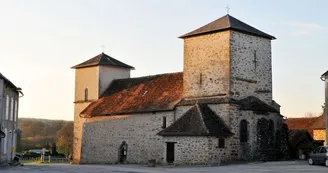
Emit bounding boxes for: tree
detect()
[56,122,73,158]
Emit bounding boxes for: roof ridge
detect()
[226,14,231,26]
[113,72,183,82]
[195,104,210,134]
[179,14,275,39]
[71,52,134,69]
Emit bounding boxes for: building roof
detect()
[81,73,280,117]
[288,129,314,149]
[179,14,275,40]
[80,72,183,117]
[310,115,326,130]
[286,117,319,130]
[238,96,279,113]
[158,104,233,137]
[178,96,279,114]
[0,73,18,89]
[71,53,135,69]
[322,70,328,77]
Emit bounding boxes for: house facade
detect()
[320,70,328,145]
[0,73,22,165]
[72,15,289,165]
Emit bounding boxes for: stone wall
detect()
[73,65,131,163]
[232,107,285,161]
[313,129,326,144]
[162,136,230,165]
[230,31,272,104]
[72,103,88,164]
[80,111,173,164]
[183,31,231,98]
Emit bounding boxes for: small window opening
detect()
[84,88,88,101]
[162,116,167,128]
[240,120,248,142]
[218,138,225,148]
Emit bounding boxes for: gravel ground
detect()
[1,161,327,173]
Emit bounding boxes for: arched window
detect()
[240,120,248,142]
[84,88,88,101]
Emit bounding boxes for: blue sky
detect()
[0,0,327,120]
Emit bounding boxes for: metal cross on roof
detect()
[225,5,230,14]
[101,44,105,53]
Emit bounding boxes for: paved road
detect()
[1,161,327,173]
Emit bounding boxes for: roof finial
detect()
[101,44,105,53]
[225,5,230,14]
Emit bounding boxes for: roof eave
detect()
[71,64,135,70]
[80,107,176,118]
[321,70,328,77]
[0,73,19,90]
[179,28,276,40]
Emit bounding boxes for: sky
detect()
[0,0,327,120]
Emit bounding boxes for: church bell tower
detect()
[180,14,275,104]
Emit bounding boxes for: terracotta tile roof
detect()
[71,53,134,69]
[158,104,233,137]
[286,117,319,130]
[80,72,183,117]
[179,14,275,39]
[310,115,326,130]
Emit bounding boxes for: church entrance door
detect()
[166,142,175,163]
[119,141,128,164]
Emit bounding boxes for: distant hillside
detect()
[17,118,73,152]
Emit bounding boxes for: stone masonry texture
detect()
[73,24,287,164]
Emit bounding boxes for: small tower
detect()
[71,52,134,163]
[180,15,275,104]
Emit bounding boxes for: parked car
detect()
[308,146,328,166]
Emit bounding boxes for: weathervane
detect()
[101,44,105,53]
[225,5,230,14]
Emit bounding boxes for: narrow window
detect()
[218,138,225,148]
[3,128,7,154]
[162,116,167,128]
[10,97,14,121]
[84,88,88,101]
[5,95,9,120]
[14,100,18,122]
[240,120,248,142]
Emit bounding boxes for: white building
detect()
[0,73,23,165]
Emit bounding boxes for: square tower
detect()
[71,52,134,163]
[180,15,276,104]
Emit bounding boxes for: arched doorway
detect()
[118,141,128,164]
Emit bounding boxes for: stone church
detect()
[72,14,289,165]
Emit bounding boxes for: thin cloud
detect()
[281,21,327,36]
[285,22,326,30]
